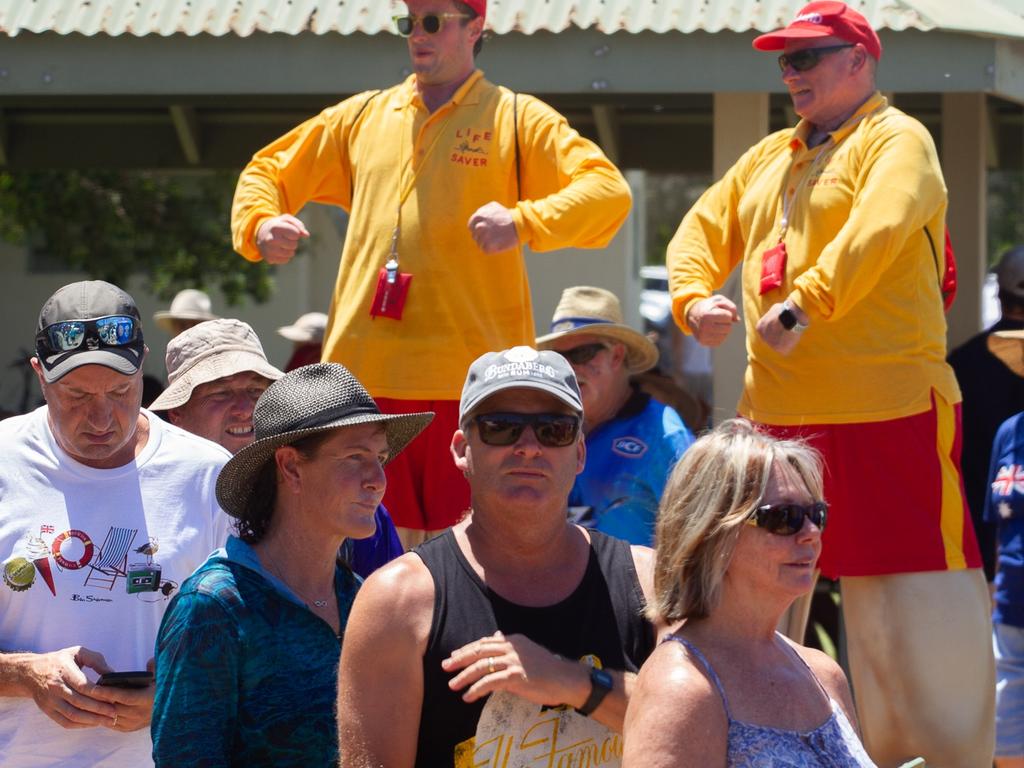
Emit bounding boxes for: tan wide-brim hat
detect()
[989,329,1024,378]
[277,312,327,344]
[536,286,659,374]
[153,289,219,334]
[149,318,284,411]
[215,363,433,518]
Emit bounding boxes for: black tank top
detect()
[413,528,654,767]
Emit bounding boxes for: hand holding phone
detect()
[97,671,154,688]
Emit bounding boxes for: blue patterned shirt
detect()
[152,536,360,767]
[569,389,693,545]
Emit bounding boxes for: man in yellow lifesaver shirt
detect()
[231,0,631,549]
[667,3,993,765]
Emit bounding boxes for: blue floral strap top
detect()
[665,634,877,767]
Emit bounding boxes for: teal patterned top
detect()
[152,536,360,767]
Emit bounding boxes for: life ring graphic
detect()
[51,530,94,570]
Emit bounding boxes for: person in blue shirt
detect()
[985,328,1024,767]
[151,364,432,767]
[538,286,694,545]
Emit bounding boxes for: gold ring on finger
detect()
[487,657,495,674]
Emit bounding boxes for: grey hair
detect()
[650,418,824,623]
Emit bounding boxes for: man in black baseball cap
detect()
[0,280,231,767]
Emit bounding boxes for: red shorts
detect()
[376,398,470,532]
[757,390,982,579]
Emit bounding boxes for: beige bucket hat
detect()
[277,312,327,344]
[989,329,1024,378]
[153,289,219,334]
[149,318,284,411]
[536,286,659,374]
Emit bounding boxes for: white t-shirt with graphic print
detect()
[0,406,231,767]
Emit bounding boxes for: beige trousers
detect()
[782,569,994,767]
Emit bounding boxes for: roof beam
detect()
[169,105,201,165]
[591,105,619,165]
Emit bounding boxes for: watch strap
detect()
[576,666,614,717]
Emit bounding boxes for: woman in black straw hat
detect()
[151,363,432,767]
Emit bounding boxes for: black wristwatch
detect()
[576,666,614,717]
[778,299,808,334]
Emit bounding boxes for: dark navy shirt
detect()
[986,413,1024,628]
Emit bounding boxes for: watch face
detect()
[592,667,614,689]
[779,308,797,330]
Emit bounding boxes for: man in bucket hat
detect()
[0,280,230,767]
[537,286,693,545]
[278,311,327,372]
[152,363,432,766]
[667,2,992,763]
[152,319,403,577]
[339,346,655,767]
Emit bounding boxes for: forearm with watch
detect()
[778,297,810,333]
[565,660,635,732]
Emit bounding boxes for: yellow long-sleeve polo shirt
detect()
[232,71,631,400]
[667,93,960,425]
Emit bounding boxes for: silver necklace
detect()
[264,551,331,610]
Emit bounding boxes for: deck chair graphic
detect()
[83,527,138,590]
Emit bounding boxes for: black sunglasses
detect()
[778,44,853,72]
[473,412,581,448]
[558,343,607,366]
[747,501,828,536]
[393,13,470,36]
[36,315,140,354]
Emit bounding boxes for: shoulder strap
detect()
[513,91,521,200]
[349,90,383,200]
[663,634,733,719]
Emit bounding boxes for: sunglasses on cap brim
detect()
[777,44,854,72]
[393,13,470,36]
[36,315,140,354]
[473,412,581,448]
[746,501,828,536]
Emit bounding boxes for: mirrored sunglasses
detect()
[393,13,470,36]
[37,315,139,353]
[777,44,853,72]
[473,412,581,448]
[558,342,607,366]
[746,501,828,536]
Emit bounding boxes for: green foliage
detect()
[989,170,1024,268]
[0,170,274,305]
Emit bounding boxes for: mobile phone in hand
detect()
[97,671,154,688]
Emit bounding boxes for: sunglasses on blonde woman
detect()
[746,501,828,536]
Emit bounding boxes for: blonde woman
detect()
[623,419,875,767]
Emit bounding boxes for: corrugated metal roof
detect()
[2,0,1023,39]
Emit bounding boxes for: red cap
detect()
[753,1,882,61]
[463,0,486,22]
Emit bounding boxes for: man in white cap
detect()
[151,318,402,577]
[339,346,655,767]
[152,288,218,339]
[0,280,230,767]
[667,2,992,762]
[278,311,327,372]
[537,286,693,545]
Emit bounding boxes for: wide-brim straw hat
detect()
[149,318,284,411]
[536,286,659,374]
[278,312,327,344]
[989,329,1024,378]
[216,363,433,518]
[153,289,219,334]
